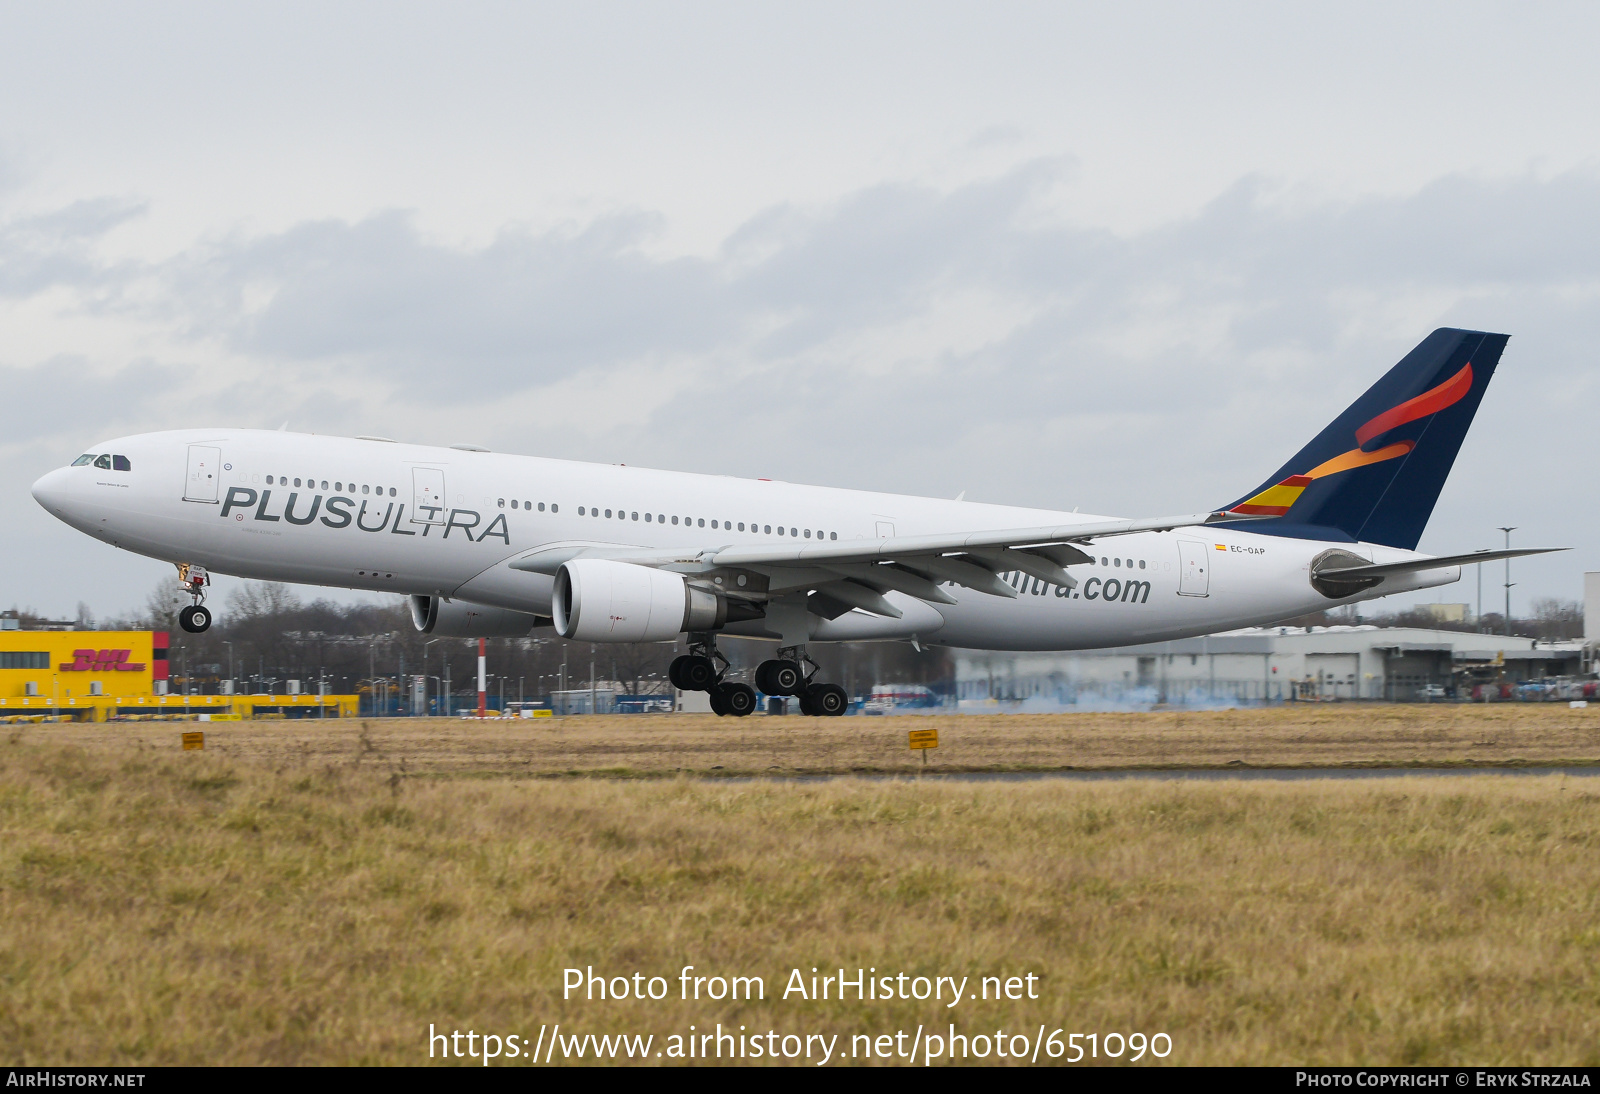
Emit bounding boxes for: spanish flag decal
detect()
[1230,475,1314,517]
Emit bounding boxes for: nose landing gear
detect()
[176,563,212,633]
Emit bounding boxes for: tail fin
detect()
[1219,328,1508,550]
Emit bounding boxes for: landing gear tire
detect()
[755,659,804,696]
[715,682,757,717]
[709,686,730,716]
[675,655,717,691]
[179,604,212,633]
[798,691,818,716]
[806,682,848,717]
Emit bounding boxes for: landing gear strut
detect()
[176,563,212,633]
[760,646,848,717]
[670,634,756,717]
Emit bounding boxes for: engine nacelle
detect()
[552,559,728,642]
[409,595,547,637]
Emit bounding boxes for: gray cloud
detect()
[0,197,142,299]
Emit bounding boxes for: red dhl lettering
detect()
[59,649,147,672]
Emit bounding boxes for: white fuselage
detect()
[31,429,1459,651]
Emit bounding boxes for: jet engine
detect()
[552,558,747,642]
[409,595,548,637]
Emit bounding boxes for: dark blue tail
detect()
[1218,328,1508,550]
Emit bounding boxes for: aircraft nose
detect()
[31,467,75,514]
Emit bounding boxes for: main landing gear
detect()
[756,646,848,717]
[670,638,849,718]
[176,563,212,633]
[669,636,757,717]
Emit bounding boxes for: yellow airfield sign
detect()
[181,731,204,751]
[908,728,939,750]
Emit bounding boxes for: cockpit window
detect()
[93,455,112,470]
[72,455,95,467]
[112,455,131,471]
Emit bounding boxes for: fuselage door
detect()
[1177,538,1211,597]
[411,467,447,524]
[183,445,220,503]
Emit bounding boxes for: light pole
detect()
[422,639,439,717]
[1476,560,1483,631]
[1499,526,1517,636]
[223,641,235,694]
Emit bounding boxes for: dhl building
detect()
[0,630,357,721]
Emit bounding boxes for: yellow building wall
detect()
[0,630,160,700]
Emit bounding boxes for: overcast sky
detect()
[4,2,1597,621]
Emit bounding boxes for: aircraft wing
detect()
[509,508,1248,619]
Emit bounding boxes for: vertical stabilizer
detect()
[1219,328,1508,550]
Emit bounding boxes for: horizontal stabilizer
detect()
[1315,547,1566,580]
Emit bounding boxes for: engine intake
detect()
[552,559,740,642]
[409,595,548,637]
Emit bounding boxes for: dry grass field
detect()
[4,707,1600,1066]
[29,702,1600,775]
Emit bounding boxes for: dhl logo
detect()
[1228,363,1473,517]
[60,649,147,672]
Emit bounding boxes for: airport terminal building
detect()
[954,625,1588,705]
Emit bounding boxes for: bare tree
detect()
[1531,598,1584,642]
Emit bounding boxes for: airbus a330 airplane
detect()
[31,327,1559,716]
